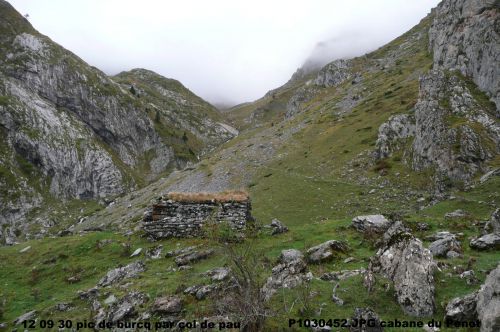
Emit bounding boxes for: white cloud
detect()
[9,0,441,104]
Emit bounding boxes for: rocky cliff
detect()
[0,0,235,244]
[429,0,499,114]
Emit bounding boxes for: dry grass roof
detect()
[167,190,249,203]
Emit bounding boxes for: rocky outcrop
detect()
[285,84,319,118]
[350,307,383,332]
[261,249,313,301]
[174,249,214,266]
[314,59,352,88]
[367,224,436,317]
[0,0,236,244]
[98,261,146,287]
[306,240,348,263]
[429,0,500,113]
[375,114,415,159]
[352,215,392,234]
[477,265,500,332]
[412,70,499,184]
[94,291,148,325]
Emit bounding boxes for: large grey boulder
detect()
[368,228,436,317]
[306,240,348,263]
[444,291,478,324]
[428,233,461,257]
[152,296,182,314]
[477,265,500,332]
[470,233,500,250]
[352,215,392,234]
[98,261,146,287]
[261,249,313,301]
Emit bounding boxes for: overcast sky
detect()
[9,0,440,105]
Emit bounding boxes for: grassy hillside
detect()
[1,8,499,332]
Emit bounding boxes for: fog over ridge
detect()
[9,0,441,105]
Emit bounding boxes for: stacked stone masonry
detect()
[143,199,252,239]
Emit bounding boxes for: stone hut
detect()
[142,191,253,239]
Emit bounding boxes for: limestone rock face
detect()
[412,70,499,184]
[375,114,415,159]
[429,0,500,113]
[477,265,500,332]
[369,227,436,317]
[261,249,313,301]
[285,59,352,118]
[0,0,235,244]
[314,59,352,88]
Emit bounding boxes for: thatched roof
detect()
[166,190,249,203]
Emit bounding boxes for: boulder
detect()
[261,249,313,301]
[306,240,348,263]
[105,292,148,324]
[320,269,366,282]
[444,291,478,324]
[130,248,142,257]
[203,267,231,282]
[13,310,36,325]
[369,228,436,317]
[184,284,219,300]
[350,307,383,332]
[428,234,461,257]
[477,265,500,332]
[470,233,500,250]
[484,208,500,234]
[98,261,146,287]
[152,296,182,314]
[166,245,198,257]
[270,219,288,235]
[54,302,73,312]
[352,215,392,234]
[445,210,467,219]
[145,245,163,259]
[175,249,214,266]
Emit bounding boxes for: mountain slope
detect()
[0,0,235,244]
[0,0,499,330]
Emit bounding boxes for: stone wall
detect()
[142,200,252,239]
